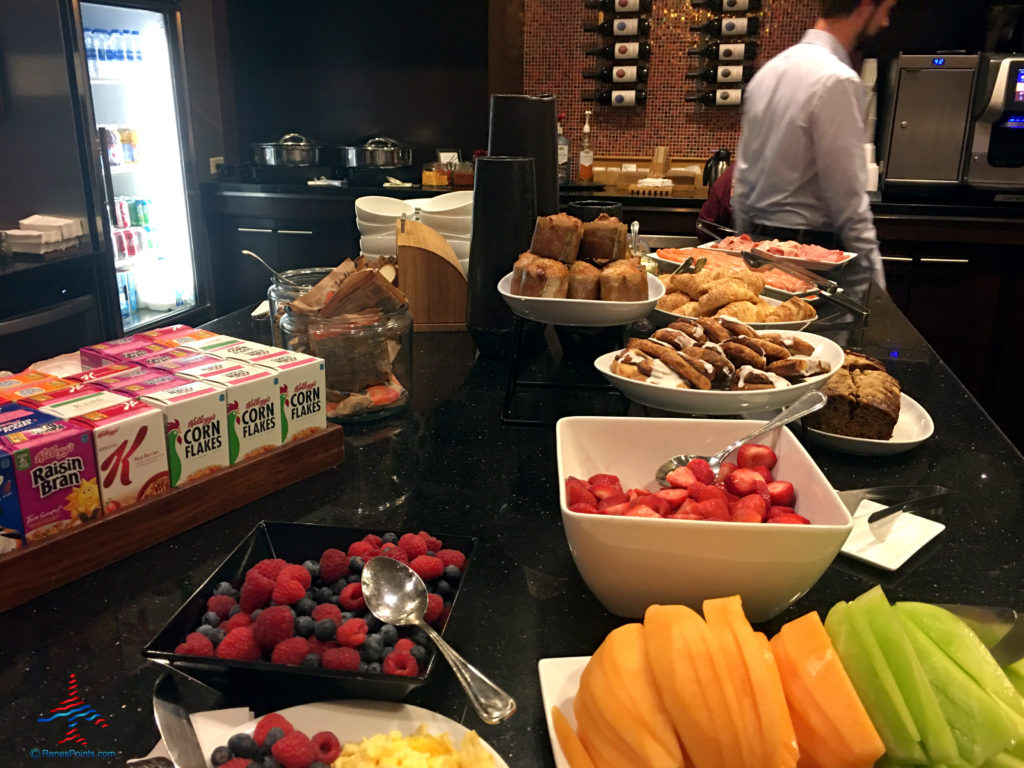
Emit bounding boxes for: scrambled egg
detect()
[332,726,495,768]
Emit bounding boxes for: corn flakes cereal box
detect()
[79,336,156,369]
[140,381,228,487]
[0,377,79,404]
[157,329,218,348]
[65,363,140,385]
[135,324,193,341]
[132,347,197,368]
[0,420,100,543]
[0,403,60,437]
[73,400,169,514]
[257,352,327,443]
[112,375,192,398]
[219,341,285,364]
[0,371,55,392]
[179,334,243,355]
[150,354,222,373]
[200,364,280,464]
[32,389,131,420]
[176,358,248,380]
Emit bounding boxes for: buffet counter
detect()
[1,267,1022,765]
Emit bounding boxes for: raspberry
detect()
[254,712,295,746]
[382,651,419,677]
[418,531,443,552]
[253,605,294,650]
[311,731,342,764]
[239,572,274,613]
[322,646,360,671]
[218,759,250,768]
[175,631,214,657]
[435,549,466,570]
[337,617,367,647]
[206,594,237,619]
[379,543,408,563]
[271,636,311,665]
[398,533,427,559]
[271,730,315,768]
[362,533,383,548]
[424,593,444,623]
[271,578,305,605]
[311,603,342,624]
[393,638,415,653]
[347,540,378,560]
[216,627,261,661]
[339,582,366,612]
[409,555,444,582]
[220,612,252,633]
[278,564,312,590]
[250,558,288,581]
[319,548,349,584]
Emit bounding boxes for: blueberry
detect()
[202,611,221,627]
[435,579,453,598]
[409,628,428,645]
[294,597,316,616]
[314,619,337,641]
[251,608,263,622]
[341,611,355,621]
[382,532,398,544]
[210,628,226,645]
[301,653,321,668]
[263,726,286,748]
[331,578,347,594]
[314,586,333,603]
[382,646,394,657]
[346,574,361,584]
[365,614,382,633]
[228,732,258,759]
[379,623,398,646]
[328,594,340,604]
[196,624,219,640]
[213,581,239,598]
[410,644,427,663]
[349,556,364,574]
[360,635,383,662]
[442,565,461,582]
[210,745,233,766]
[295,615,315,638]
[228,604,241,617]
[358,661,369,672]
[365,662,381,674]
[302,559,320,581]
[262,758,283,768]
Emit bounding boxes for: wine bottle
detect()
[582,87,649,107]
[685,63,753,84]
[583,17,652,37]
[686,40,758,61]
[584,0,654,12]
[690,0,762,11]
[685,88,743,106]
[583,63,650,83]
[585,41,653,61]
[689,16,761,37]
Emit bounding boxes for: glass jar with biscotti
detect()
[267,268,334,347]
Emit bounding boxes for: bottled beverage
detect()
[125,269,138,313]
[687,40,758,61]
[106,29,123,77]
[116,271,131,319]
[685,88,743,106]
[128,128,140,163]
[691,0,762,9]
[583,87,648,106]
[112,229,127,260]
[685,63,754,84]
[131,31,142,65]
[84,29,97,78]
[583,17,652,37]
[585,0,653,11]
[94,29,108,77]
[584,64,650,83]
[103,126,122,165]
[579,110,594,183]
[122,30,134,66]
[119,128,134,163]
[556,113,571,184]
[690,16,761,36]
[585,41,652,61]
[140,199,151,226]
[115,198,131,229]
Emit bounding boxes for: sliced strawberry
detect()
[623,504,661,518]
[736,443,778,470]
[667,512,706,520]
[767,512,811,525]
[655,488,690,510]
[678,497,702,517]
[730,493,767,523]
[588,473,622,489]
[767,505,796,519]
[686,458,716,484]
[566,482,598,507]
[601,501,633,516]
[665,465,698,488]
[590,484,624,502]
[724,467,765,497]
[716,461,738,483]
[626,487,653,501]
[597,492,629,510]
[693,497,730,521]
[569,502,600,515]
[767,480,795,507]
[748,465,774,483]
[635,495,671,517]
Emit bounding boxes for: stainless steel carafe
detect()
[703,148,731,187]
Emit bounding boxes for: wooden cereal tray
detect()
[0,423,346,614]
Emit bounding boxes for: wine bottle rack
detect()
[686,2,763,108]
[581,0,653,109]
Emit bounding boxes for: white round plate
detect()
[804,393,934,455]
[594,330,843,415]
[498,271,664,327]
[650,298,815,332]
[763,249,856,273]
[193,700,509,767]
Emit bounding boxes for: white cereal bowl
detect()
[448,239,471,261]
[419,212,473,237]
[356,219,398,236]
[498,271,665,327]
[354,196,416,224]
[417,190,474,215]
[359,234,396,255]
[556,416,853,622]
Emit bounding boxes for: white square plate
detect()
[841,499,946,571]
[538,657,590,768]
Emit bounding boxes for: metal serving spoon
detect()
[655,389,827,487]
[240,249,301,286]
[361,556,517,725]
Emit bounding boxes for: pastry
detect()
[580,213,628,262]
[760,333,816,356]
[627,338,712,389]
[696,278,759,315]
[686,343,735,383]
[667,318,706,342]
[656,292,692,313]
[717,317,760,339]
[529,213,583,264]
[651,328,699,351]
[767,355,831,379]
[764,296,817,322]
[568,260,601,300]
[612,348,689,388]
[695,317,732,344]
[804,354,901,439]
[722,340,767,370]
[600,258,648,302]
[716,301,764,323]
[513,256,569,298]
[511,252,539,292]
[744,337,792,362]
[730,366,793,391]
[843,351,888,372]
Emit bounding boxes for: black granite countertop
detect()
[2,269,1023,766]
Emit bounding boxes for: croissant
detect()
[764,296,817,322]
[657,292,691,313]
[696,278,759,315]
[715,301,763,323]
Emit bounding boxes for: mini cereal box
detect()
[135,324,193,341]
[157,329,218,348]
[219,341,284,365]
[193,364,280,463]
[113,375,191,399]
[132,348,197,368]
[79,336,155,369]
[140,381,228,487]
[33,390,132,420]
[150,354,222,373]
[18,383,104,408]
[257,351,326,443]
[0,371,54,392]
[101,368,177,391]
[178,334,243,355]
[0,421,100,542]
[0,403,60,437]
[105,342,174,366]
[65,363,140,385]
[73,400,169,513]
[0,377,79,404]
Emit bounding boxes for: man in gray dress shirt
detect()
[733,0,897,288]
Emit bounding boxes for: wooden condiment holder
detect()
[396,218,467,332]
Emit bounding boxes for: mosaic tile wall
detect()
[524,0,819,161]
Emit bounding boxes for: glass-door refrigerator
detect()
[75,0,208,332]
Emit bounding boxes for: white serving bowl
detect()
[417,191,473,216]
[354,196,416,225]
[498,271,665,327]
[359,234,396,255]
[447,239,471,262]
[556,416,853,622]
[356,219,397,236]
[419,212,473,237]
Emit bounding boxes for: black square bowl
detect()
[143,521,476,707]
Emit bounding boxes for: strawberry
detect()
[767,512,811,525]
[626,488,652,501]
[665,465,698,488]
[634,495,671,516]
[767,505,796,519]
[655,488,690,510]
[569,502,600,515]
[686,458,716,484]
[693,497,730,521]
[690,482,728,505]
[600,500,633,516]
[597,492,629,510]
[591,484,625,502]
[736,443,778,470]
[566,481,598,507]
[678,497,702,517]
[667,511,705,520]
[767,480,795,507]
[748,465,774,483]
[731,494,767,522]
[588,473,622,489]
[716,461,738,483]
[623,504,661,518]
[724,467,766,496]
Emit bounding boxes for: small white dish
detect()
[354,195,416,224]
[497,271,664,327]
[805,393,934,455]
[650,298,816,332]
[538,657,590,768]
[841,499,945,571]
[417,190,474,215]
[419,212,472,237]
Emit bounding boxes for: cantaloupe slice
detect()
[752,632,799,768]
[824,600,928,764]
[575,668,646,768]
[784,698,836,768]
[645,604,727,768]
[772,610,885,768]
[852,587,960,764]
[551,705,598,768]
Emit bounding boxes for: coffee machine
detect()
[965,54,1024,190]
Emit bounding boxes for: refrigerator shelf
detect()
[109,164,143,175]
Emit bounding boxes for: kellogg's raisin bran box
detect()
[0,420,100,543]
[257,351,326,443]
[193,364,280,464]
[0,403,60,437]
[140,381,228,487]
[73,400,169,513]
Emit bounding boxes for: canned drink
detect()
[123,228,137,257]
[115,198,130,229]
[112,228,127,259]
[133,198,147,227]
[127,198,140,226]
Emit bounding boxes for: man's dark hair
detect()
[819,0,882,18]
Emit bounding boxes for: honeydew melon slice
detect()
[899,614,1023,766]
[551,705,598,768]
[982,751,1024,768]
[824,601,928,763]
[895,602,1024,721]
[853,587,960,765]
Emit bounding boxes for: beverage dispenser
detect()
[965,54,1024,190]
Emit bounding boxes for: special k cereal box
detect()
[257,352,326,443]
[0,377,78,403]
[80,336,155,369]
[113,375,192,399]
[73,400,169,513]
[150,354,222,373]
[219,341,284,365]
[199,364,280,464]
[0,421,100,542]
[135,324,193,341]
[140,381,228,487]
[0,371,55,392]
[66,363,140,385]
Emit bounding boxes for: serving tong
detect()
[837,484,948,542]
